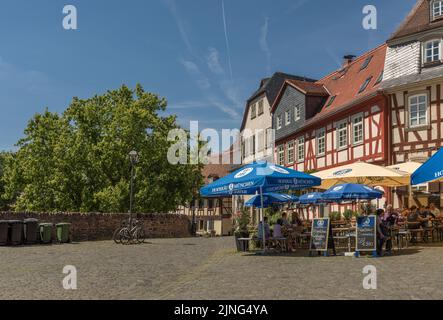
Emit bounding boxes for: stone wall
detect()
[0,212,191,241]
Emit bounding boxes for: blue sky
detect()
[0,0,417,151]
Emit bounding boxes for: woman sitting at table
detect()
[401,206,410,218]
[430,203,442,219]
[273,219,283,238]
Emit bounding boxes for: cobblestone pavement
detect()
[1,237,443,300]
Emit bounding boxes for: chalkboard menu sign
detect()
[309,218,330,252]
[356,215,377,252]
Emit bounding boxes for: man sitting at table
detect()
[257,217,271,242]
[407,206,424,243]
[281,212,291,227]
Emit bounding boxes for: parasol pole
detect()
[260,186,266,252]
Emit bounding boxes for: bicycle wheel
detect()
[113,228,123,244]
[136,227,145,244]
[119,228,132,245]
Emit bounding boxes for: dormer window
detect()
[433,0,443,20]
[358,76,373,94]
[250,104,257,119]
[277,115,282,130]
[423,39,441,64]
[294,105,301,121]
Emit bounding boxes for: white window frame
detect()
[277,145,285,166]
[432,0,443,20]
[277,115,283,130]
[294,105,301,121]
[285,110,291,126]
[336,121,348,150]
[250,104,257,119]
[408,93,428,128]
[423,39,442,64]
[352,114,364,146]
[297,137,305,163]
[287,141,295,165]
[258,99,264,115]
[316,129,326,157]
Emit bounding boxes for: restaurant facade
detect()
[381,0,443,209]
[236,0,443,212]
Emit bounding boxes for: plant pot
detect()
[234,232,250,252]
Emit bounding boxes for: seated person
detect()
[401,206,410,218]
[281,212,291,227]
[407,206,423,242]
[407,206,422,224]
[430,203,442,219]
[273,219,284,238]
[291,212,303,227]
[257,217,271,241]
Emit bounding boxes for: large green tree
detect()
[0,152,10,210]
[2,85,203,213]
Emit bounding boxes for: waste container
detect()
[39,223,53,244]
[24,218,39,244]
[0,221,8,245]
[8,220,24,245]
[56,223,71,243]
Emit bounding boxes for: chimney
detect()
[343,55,356,67]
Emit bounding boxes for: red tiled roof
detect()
[314,43,387,118]
[271,44,386,125]
[389,0,443,42]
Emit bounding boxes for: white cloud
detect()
[163,0,194,54]
[179,59,211,90]
[206,47,224,75]
[221,0,233,78]
[260,17,271,75]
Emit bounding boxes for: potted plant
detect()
[343,209,355,222]
[234,208,251,252]
[329,211,341,221]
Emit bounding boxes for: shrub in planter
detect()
[234,208,251,251]
[343,209,356,221]
[329,211,341,221]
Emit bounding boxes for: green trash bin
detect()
[0,221,8,245]
[39,223,53,244]
[24,218,39,244]
[56,223,71,243]
[8,220,24,245]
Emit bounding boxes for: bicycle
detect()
[113,218,145,245]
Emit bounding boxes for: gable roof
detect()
[270,80,328,113]
[240,72,316,131]
[314,44,386,117]
[271,44,386,122]
[388,0,443,42]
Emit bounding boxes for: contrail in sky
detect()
[221,0,233,79]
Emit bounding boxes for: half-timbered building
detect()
[381,0,443,208]
[271,45,388,177]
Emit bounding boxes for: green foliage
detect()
[329,211,341,221]
[1,85,203,213]
[360,203,376,215]
[0,152,10,210]
[235,208,251,236]
[343,209,358,221]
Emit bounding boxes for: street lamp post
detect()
[129,150,139,228]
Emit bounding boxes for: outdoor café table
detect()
[270,237,288,252]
